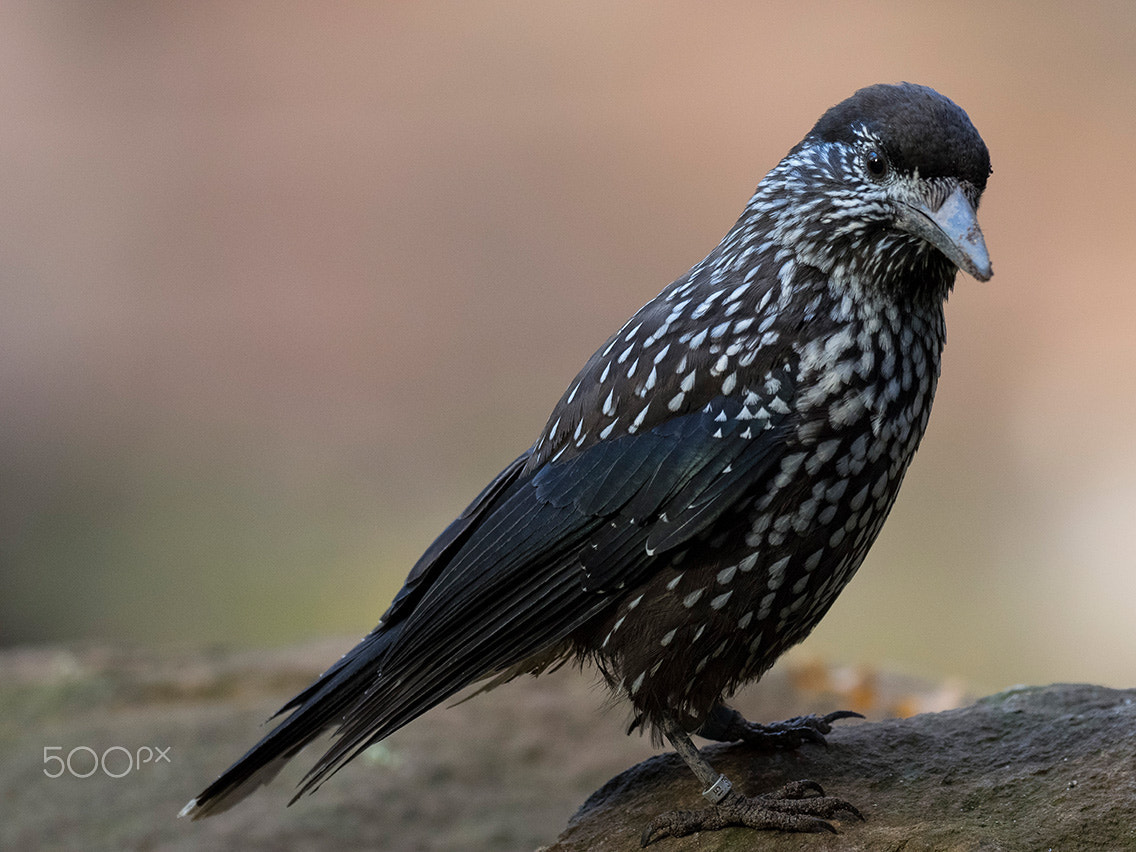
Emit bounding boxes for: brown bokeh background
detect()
[2,2,1134,693]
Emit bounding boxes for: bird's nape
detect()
[182,83,991,844]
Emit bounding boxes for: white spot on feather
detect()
[602,388,617,417]
[710,591,733,610]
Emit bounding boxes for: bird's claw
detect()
[640,779,863,846]
[734,709,864,750]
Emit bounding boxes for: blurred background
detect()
[1,1,1133,695]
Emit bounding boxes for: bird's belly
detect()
[590,396,928,732]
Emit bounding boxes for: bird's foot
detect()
[699,705,863,749]
[640,780,862,846]
[737,710,864,749]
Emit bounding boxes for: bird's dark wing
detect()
[183,372,798,815]
[297,377,797,795]
[378,451,533,628]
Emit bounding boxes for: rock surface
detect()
[1,642,1131,850]
[547,684,1136,852]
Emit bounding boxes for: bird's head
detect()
[746,82,992,297]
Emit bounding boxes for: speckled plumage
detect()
[183,83,992,839]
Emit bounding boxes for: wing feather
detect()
[186,379,800,814]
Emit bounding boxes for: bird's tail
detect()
[178,627,396,820]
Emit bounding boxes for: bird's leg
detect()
[696,703,864,750]
[640,717,862,847]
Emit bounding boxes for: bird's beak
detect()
[896,184,992,281]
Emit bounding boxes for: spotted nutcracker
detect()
[182,82,992,843]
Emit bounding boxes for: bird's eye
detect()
[865,148,888,180]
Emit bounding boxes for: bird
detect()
[180,82,992,844]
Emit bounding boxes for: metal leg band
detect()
[702,773,732,805]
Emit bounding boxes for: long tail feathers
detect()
[179,627,396,820]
